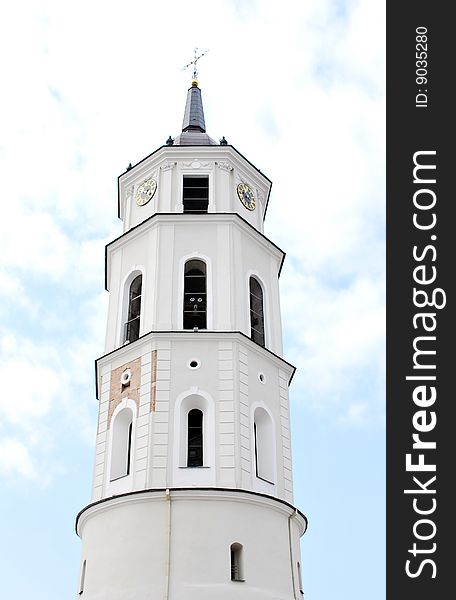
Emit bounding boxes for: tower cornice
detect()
[94,330,296,401]
[104,212,285,292]
[76,487,307,537]
[117,145,273,221]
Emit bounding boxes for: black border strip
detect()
[387,4,452,598]
[75,486,307,536]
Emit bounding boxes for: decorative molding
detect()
[215,161,233,172]
[150,350,157,412]
[160,161,177,172]
[182,160,212,169]
[126,184,134,200]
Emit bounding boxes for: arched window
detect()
[110,408,133,480]
[249,277,265,346]
[297,561,304,595]
[230,543,244,581]
[253,407,274,483]
[183,260,206,330]
[79,560,86,595]
[124,274,142,343]
[175,393,214,476]
[187,408,203,467]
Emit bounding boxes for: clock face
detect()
[135,178,157,206]
[237,182,256,211]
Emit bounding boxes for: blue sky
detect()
[0,1,385,598]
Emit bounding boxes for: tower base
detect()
[76,487,306,599]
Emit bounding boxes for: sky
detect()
[0,1,385,599]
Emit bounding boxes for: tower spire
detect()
[181,48,209,133]
[173,50,216,146]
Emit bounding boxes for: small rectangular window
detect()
[183,176,209,214]
[230,543,244,581]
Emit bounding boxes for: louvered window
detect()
[249,277,265,346]
[184,260,206,329]
[187,408,203,467]
[183,176,209,213]
[125,275,142,343]
[230,543,244,581]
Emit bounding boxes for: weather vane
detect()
[182,47,209,81]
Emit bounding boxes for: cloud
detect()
[0,360,58,426]
[282,268,385,424]
[0,315,101,483]
[0,438,38,481]
[339,402,370,427]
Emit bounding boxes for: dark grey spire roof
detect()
[173,81,217,146]
[182,82,206,132]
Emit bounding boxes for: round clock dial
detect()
[135,178,157,206]
[237,182,256,211]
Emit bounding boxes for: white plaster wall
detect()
[77,490,305,600]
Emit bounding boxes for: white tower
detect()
[76,79,307,599]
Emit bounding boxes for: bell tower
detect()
[75,78,307,599]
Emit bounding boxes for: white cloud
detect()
[0,438,38,480]
[1,209,71,278]
[339,402,370,427]
[0,360,58,426]
[282,268,385,424]
[0,313,101,482]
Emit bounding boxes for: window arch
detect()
[187,408,203,467]
[249,277,265,346]
[183,260,206,330]
[110,407,133,480]
[174,391,215,479]
[253,407,275,483]
[230,543,244,581]
[124,274,142,343]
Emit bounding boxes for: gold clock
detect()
[237,182,256,211]
[135,178,157,206]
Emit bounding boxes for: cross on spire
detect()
[182,47,208,82]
